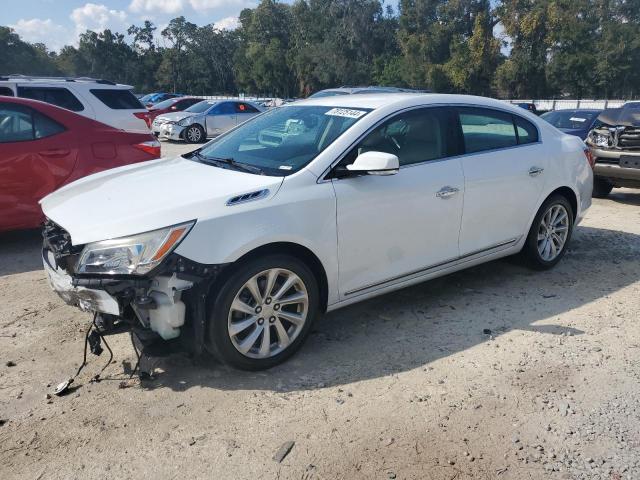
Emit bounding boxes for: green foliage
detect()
[0,26,60,76]
[1,0,640,98]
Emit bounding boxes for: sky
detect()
[2,0,272,51]
[3,1,504,54]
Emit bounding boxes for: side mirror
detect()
[347,151,399,176]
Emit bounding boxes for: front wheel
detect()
[522,195,574,270]
[184,124,205,143]
[207,255,319,370]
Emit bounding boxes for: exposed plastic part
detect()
[140,275,193,340]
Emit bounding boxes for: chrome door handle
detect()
[529,166,544,176]
[436,186,460,199]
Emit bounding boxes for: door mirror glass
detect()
[347,151,399,176]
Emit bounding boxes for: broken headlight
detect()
[76,222,194,275]
[589,132,610,148]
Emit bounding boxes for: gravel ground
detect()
[1,141,639,479]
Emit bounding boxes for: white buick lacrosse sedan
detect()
[41,94,593,370]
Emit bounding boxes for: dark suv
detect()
[586,102,640,197]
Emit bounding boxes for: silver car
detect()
[152,100,264,143]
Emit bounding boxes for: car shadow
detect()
[0,229,43,276]
[606,189,640,206]
[139,224,640,393]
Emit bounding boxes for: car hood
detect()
[156,112,197,123]
[40,156,284,245]
[597,107,640,127]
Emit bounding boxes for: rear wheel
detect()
[522,195,574,270]
[207,255,319,370]
[184,124,205,143]
[592,177,613,198]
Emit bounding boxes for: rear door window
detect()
[90,89,144,109]
[18,86,84,112]
[0,87,14,96]
[458,108,518,153]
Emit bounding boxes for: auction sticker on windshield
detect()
[325,108,367,119]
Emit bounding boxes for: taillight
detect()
[133,140,161,158]
[134,111,152,128]
[583,147,595,169]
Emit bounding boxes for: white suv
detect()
[0,75,150,133]
[40,93,593,370]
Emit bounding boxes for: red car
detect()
[0,97,161,232]
[147,96,204,122]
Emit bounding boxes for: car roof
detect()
[0,95,103,126]
[291,93,519,111]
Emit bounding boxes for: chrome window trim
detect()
[318,102,543,183]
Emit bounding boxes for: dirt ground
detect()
[1,142,639,479]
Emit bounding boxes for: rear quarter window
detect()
[514,116,539,144]
[90,89,144,109]
[18,86,84,112]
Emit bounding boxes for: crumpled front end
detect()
[586,109,640,186]
[42,219,226,350]
[152,117,186,141]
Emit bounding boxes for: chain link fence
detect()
[505,99,628,111]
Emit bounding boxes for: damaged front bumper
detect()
[587,123,640,186]
[152,121,185,141]
[42,222,227,353]
[44,249,121,316]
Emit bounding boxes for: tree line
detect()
[1,0,640,99]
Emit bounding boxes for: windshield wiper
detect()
[193,152,264,175]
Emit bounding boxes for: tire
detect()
[592,176,613,198]
[522,194,574,270]
[184,124,205,143]
[207,254,319,370]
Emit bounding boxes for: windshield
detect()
[139,93,155,103]
[542,110,599,129]
[150,98,178,110]
[185,100,215,113]
[195,105,371,175]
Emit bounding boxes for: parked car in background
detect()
[515,103,539,115]
[585,103,640,197]
[0,75,150,133]
[139,92,183,108]
[147,97,204,123]
[0,97,160,232]
[41,93,592,370]
[309,86,429,98]
[152,99,264,143]
[541,109,602,140]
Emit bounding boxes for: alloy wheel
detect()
[227,268,309,359]
[537,204,569,261]
[187,126,201,142]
